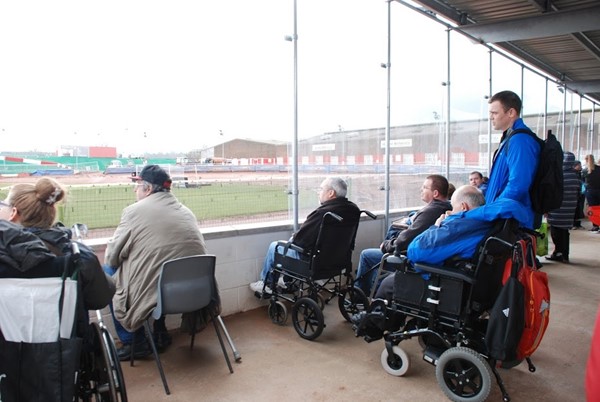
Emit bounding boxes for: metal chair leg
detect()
[216,315,241,362]
[209,311,234,373]
[190,312,198,350]
[130,332,136,367]
[144,320,171,395]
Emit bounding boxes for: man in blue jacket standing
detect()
[487,90,541,229]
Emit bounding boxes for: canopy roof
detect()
[406,0,600,103]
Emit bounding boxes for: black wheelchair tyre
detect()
[435,347,492,402]
[80,322,128,402]
[268,300,288,325]
[310,292,325,310]
[338,286,369,322]
[292,297,325,340]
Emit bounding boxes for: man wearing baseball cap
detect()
[105,165,207,360]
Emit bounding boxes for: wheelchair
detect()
[356,219,531,402]
[77,310,128,401]
[71,224,128,401]
[0,230,126,402]
[258,209,376,340]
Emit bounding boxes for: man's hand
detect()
[380,238,395,253]
[435,211,452,226]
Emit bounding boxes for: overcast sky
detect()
[0,0,545,155]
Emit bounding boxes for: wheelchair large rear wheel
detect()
[381,345,410,376]
[310,291,325,310]
[85,322,128,402]
[292,297,325,340]
[435,347,492,402]
[338,286,369,322]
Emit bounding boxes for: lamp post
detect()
[339,125,344,165]
[219,130,224,160]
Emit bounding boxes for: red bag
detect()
[516,238,550,360]
[505,234,551,361]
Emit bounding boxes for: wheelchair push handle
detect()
[71,223,89,242]
[324,211,343,222]
[70,241,81,255]
[361,210,377,220]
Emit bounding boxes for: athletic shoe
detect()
[351,311,367,326]
[249,280,272,294]
[545,253,564,262]
[277,277,287,289]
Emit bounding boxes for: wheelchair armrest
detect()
[413,263,477,284]
[382,253,413,273]
[276,240,308,256]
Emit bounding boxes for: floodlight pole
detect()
[383,0,392,234]
[286,0,299,231]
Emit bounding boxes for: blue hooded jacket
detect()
[407,198,529,266]
[485,118,540,229]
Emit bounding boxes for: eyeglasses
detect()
[0,200,11,209]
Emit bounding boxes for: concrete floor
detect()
[119,224,599,402]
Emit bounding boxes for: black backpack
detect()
[506,128,564,215]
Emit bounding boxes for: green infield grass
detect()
[1,182,316,230]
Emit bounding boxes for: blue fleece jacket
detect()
[407,198,529,266]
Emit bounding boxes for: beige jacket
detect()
[105,191,207,331]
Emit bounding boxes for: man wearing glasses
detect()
[353,174,451,297]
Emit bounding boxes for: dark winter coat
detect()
[0,220,115,310]
[548,152,580,229]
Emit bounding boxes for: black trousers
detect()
[550,226,570,259]
[575,194,585,227]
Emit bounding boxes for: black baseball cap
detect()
[132,165,172,189]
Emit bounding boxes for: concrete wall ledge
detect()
[88,208,414,327]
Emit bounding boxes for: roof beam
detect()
[564,80,600,94]
[459,6,600,43]
[400,0,466,23]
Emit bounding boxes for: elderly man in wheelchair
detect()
[353,185,532,402]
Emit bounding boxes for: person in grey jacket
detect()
[546,152,581,263]
[105,165,207,359]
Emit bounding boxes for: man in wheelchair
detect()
[354,185,529,340]
[249,177,360,295]
[353,174,451,297]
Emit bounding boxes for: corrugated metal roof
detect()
[406,0,600,103]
